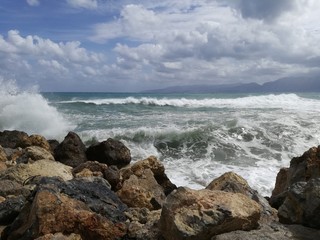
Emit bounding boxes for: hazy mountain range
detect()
[144,77,320,93]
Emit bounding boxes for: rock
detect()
[0,146,7,162]
[121,156,176,196]
[72,161,108,178]
[0,195,26,225]
[278,178,320,228]
[206,172,277,224]
[0,179,30,197]
[103,165,121,191]
[35,233,83,240]
[213,222,320,240]
[0,162,6,172]
[270,146,320,208]
[24,135,51,152]
[125,208,162,240]
[0,159,73,184]
[86,138,131,168]
[159,187,261,240]
[2,183,127,240]
[0,130,29,149]
[48,139,60,153]
[16,146,55,164]
[54,132,87,168]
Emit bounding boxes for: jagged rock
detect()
[125,208,162,240]
[54,132,87,168]
[86,138,131,168]
[72,161,108,179]
[0,162,6,172]
[213,222,320,240]
[0,146,7,162]
[35,233,83,240]
[278,178,320,228]
[270,146,320,208]
[2,182,127,240]
[0,195,26,225]
[160,187,261,240]
[206,172,277,224]
[117,168,165,210]
[121,156,176,196]
[103,165,121,191]
[0,159,73,184]
[0,130,29,149]
[0,180,30,197]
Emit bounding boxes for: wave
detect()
[0,79,73,139]
[59,94,320,110]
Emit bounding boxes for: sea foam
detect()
[0,79,73,140]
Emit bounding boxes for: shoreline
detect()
[0,130,319,239]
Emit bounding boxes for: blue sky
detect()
[1,0,320,92]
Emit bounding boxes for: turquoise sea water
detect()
[2,88,320,195]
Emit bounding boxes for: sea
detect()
[1,82,320,197]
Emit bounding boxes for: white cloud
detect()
[26,0,40,6]
[66,0,98,9]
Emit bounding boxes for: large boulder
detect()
[159,187,261,240]
[206,172,277,224]
[278,178,320,228]
[54,132,87,168]
[16,146,55,164]
[72,161,108,178]
[0,159,73,184]
[270,146,320,208]
[86,138,131,168]
[0,179,30,198]
[0,195,26,225]
[2,181,127,240]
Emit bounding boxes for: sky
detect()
[0,0,320,92]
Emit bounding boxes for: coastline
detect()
[0,130,319,239]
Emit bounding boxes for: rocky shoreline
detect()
[0,130,319,240]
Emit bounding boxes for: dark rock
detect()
[86,138,131,168]
[72,161,108,178]
[54,132,87,168]
[103,165,121,191]
[270,146,320,208]
[0,196,26,225]
[278,179,320,228]
[47,139,59,153]
[0,130,29,149]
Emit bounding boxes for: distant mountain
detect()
[143,77,320,93]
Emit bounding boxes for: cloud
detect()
[66,0,98,9]
[26,0,40,6]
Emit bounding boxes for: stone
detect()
[0,162,6,172]
[0,146,7,162]
[54,132,87,168]
[0,195,26,225]
[206,172,277,224]
[16,146,55,164]
[117,168,166,210]
[27,135,51,152]
[0,179,30,197]
[0,159,73,184]
[160,187,261,240]
[86,138,131,168]
[2,185,127,240]
[0,130,29,149]
[35,233,83,240]
[270,146,320,208]
[213,222,320,240]
[121,156,176,196]
[125,208,162,240]
[103,165,121,191]
[72,161,108,178]
[48,139,59,153]
[278,178,320,228]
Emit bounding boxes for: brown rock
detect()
[86,138,131,168]
[25,135,51,152]
[0,146,7,162]
[2,187,127,240]
[0,179,30,197]
[54,132,87,168]
[72,161,108,177]
[17,146,55,164]
[160,187,261,240]
[0,162,6,172]
[103,165,121,191]
[117,168,165,210]
[206,172,277,224]
[35,233,82,240]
